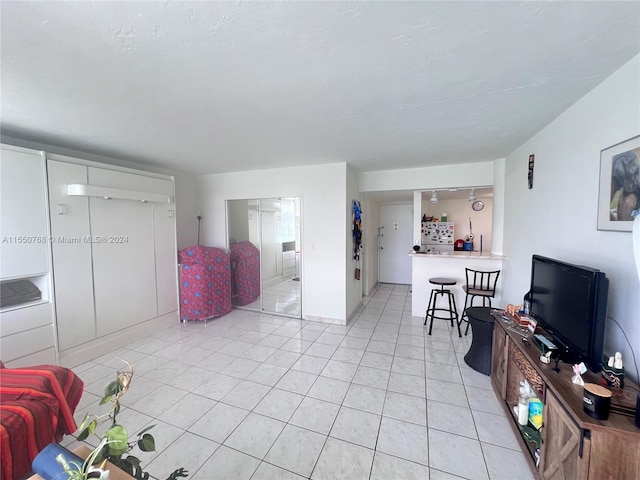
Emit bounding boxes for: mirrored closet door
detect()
[226,197,301,317]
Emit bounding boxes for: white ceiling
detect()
[1,1,639,176]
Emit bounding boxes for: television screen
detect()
[529,255,608,371]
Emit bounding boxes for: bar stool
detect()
[459,268,500,335]
[424,277,462,337]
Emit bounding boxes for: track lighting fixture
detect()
[468,188,477,202]
[430,191,438,203]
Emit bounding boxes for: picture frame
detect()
[528,154,534,189]
[598,135,640,231]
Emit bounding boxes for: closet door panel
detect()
[47,161,96,350]
[89,168,157,336]
[153,178,178,316]
[0,146,49,278]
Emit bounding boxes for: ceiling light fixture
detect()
[469,188,477,202]
[430,191,438,203]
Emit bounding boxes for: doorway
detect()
[226,197,301,317]
[379,204,413,284]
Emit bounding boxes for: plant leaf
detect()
[104,380,118,397]
[77,412,91,432]
[100,395,112,405]
[137,433,155,452]
[88,420,96,435]
[107,425,129,456]
[77,426,90,442]
[124,455,141,467]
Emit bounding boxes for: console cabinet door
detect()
[491,323,508,399]
[540,390,589,480]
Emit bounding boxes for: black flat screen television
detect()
[529,255,608,372]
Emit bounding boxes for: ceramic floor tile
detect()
[352,365,390,390]
[428,400,477,438]
[397,334,425,347]
[219,357,263,379]
[472,410,520,450]
[339,336,370,350]
[246,363,289,387]
[466,385,504,415]
[251,462,306,479]
[192,445,260,480]
[481,442,536,480]
[377,416,429,466]
[387,371,426,398]
[365,340,396,355]
[311,437,374,480]
[394,344,425,360]
[157,393,216,429]
[265,424,327,477]
[429,429,489,479]
[137,420,185,464]
[289,396,340,435]
[383,390,427,426]
[188,401,250,443]
[224,412,285,459]
[429,469,469,480]
[166,365,215,391]
[145,431,219,480]
[265,349,302,368]
[329,406,381,449]
[360,351,394,370]
[331,346,365,364]
[370,451,430,480]
[275,370,318,395]
[342,383,386,415]
[192,372,242,401]
[316,332,346,346]
[241,345,278,362]
[196,352,237,372]
[460,365,492,390]
[291,354,329,375]
[320,359,358,382]
[128,383,189,418]
[426,378,469,407]
[391,356,425,376]
[259,335,290,349]
[307,376,351,404]
[305,342,339,359]
[221,380,272,410]
[254,388,305,422]
[425,361,463,384]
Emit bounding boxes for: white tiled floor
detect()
[65,284,534,480]
[243,277,301,316]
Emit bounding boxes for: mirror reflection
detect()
[226,197,301,317]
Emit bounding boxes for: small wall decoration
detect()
[528,154,535,189]
[598,135,640,232]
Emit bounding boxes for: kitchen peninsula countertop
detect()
[409,251,506,260]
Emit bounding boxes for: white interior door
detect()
[379,204,413,284]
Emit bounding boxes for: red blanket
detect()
[0,365,84,480]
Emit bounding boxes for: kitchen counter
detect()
[410,251,506,260]
[410,252,506,317]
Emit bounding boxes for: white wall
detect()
[360,161,494,192]
[196,163,351,324]
[503,55,640,382]
[346,164,363,318]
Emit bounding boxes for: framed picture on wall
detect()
[597,135,640,231]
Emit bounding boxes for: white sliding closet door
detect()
[48,161,96,350]
[153,178,178,316]
[89,168,157,336]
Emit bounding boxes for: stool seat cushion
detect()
[429,277,457,286]
[462,285,494,296]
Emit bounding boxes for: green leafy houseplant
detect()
[76,360,188,480]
